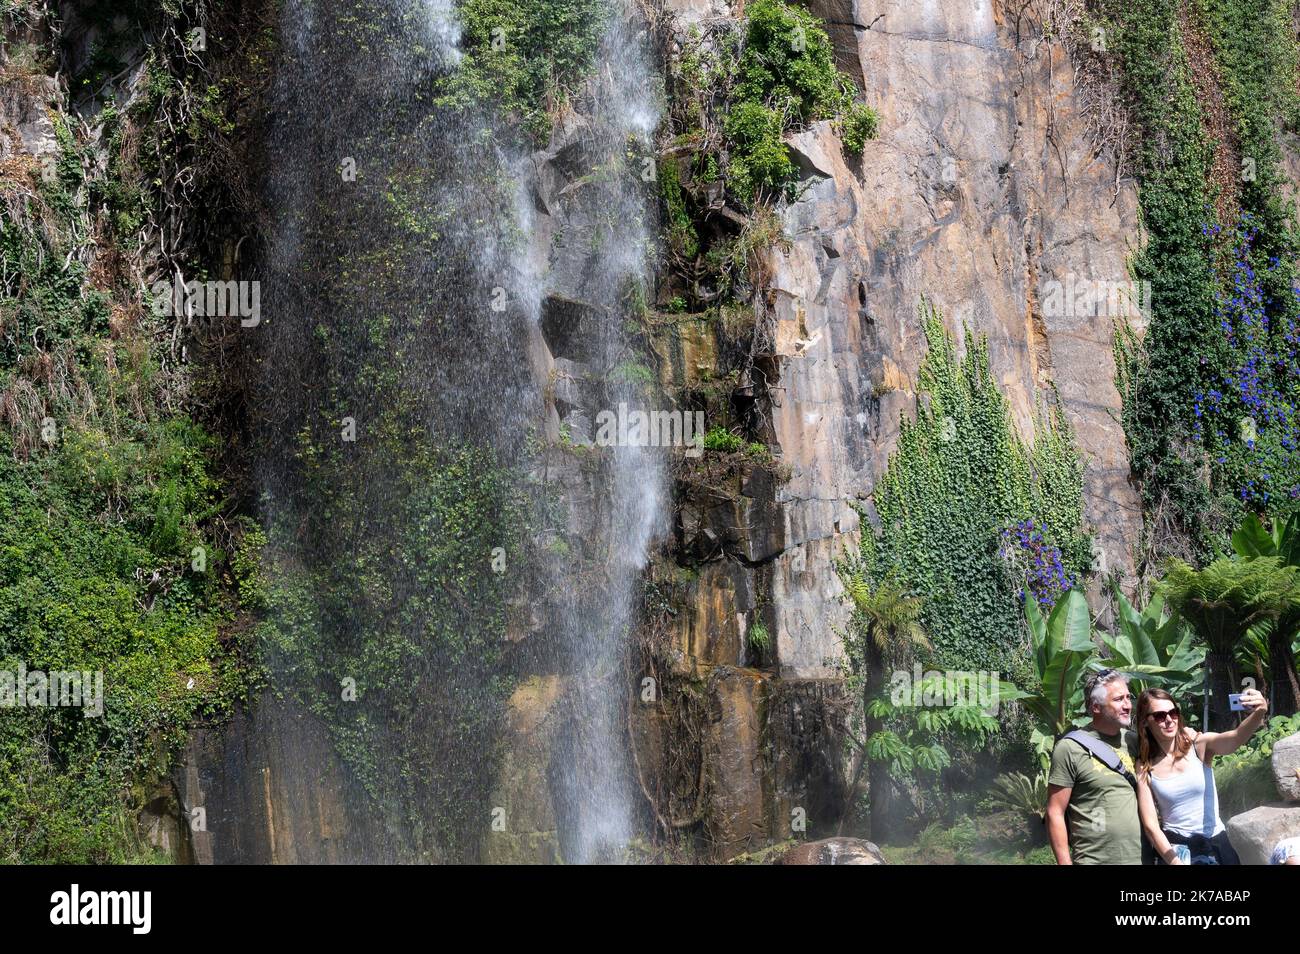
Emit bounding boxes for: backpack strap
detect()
[1062,730,1138,792]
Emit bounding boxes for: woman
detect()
[1135,686,1268,865]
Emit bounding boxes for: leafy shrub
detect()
[0,419,255,863]
[659,159,701,260]
[433,0,610,139]
[837,102,879,155]
[734,0,853,124]
[724,100,795,205]
[703,425,746,453]
[723,0,878,201]
[989,770,1048,823]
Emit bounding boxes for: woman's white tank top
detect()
[1148,744,1225,837]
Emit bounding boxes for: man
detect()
[1046,668,1143,865]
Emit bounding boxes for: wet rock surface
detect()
[779,836,887,864]
[178,691,357,864]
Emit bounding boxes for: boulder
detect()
[1272,732,1300,802]
[779,837,886,865]
[1227,804,1300,866]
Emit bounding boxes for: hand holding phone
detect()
[1233,687,1268,712]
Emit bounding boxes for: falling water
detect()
[250,0,664,862]
[538,10,665,864]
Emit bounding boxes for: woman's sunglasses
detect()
[1147,709,1180,723]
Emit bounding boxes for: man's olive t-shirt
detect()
[1048,727,1142,865]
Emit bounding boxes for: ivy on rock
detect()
[849,303,1092,677]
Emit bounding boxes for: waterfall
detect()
[250,0,664,862]
[536,8,665,864]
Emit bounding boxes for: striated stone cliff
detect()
[2,0,1159,864]
[572,0,1147,860]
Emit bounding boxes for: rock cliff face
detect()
[3,0,1155,864]
[188,0,1150,863]
[767,0,1143,675]
[579,0,1145,859]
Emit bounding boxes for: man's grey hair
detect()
[1084,667,1127,709]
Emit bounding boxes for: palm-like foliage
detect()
[989,769,1049,823]
[840,572,930,839]
[1018,589,1094,767]
[843,576,931,665]
[1101,589,1204,699]
[1157,556,1300,729]
[1230,513,1300,715]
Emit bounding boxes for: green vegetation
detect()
[839,578,928,837]
[987,771,1048,825]
[1157,555,1300,729]
[434,0,610,139]
[1016,591,1098,766]
[836,102,880,155]
[849,303,1092,676]
[881,815,1053,865]
[1217,712,1300,816]
[241,1,555,858]
[659,158,700,261]
[611,360,656,388]
[0,0,261,861]
[699,425,770,462]
[702,425,745,453]
[666,0,879,211]
[258,443,530,858]
[0,420,257,863]
[1101,589,1205,701]
[725,0,877,202]
[839,575,1020,839]
[1092,0,1300,555]
[1230,512,1300,714]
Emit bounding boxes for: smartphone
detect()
[1229,693,1244,712]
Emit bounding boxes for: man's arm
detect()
[1046,783,1073,865]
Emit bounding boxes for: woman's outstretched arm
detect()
[1201,688,1269,757]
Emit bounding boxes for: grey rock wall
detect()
[764,0,1143,682]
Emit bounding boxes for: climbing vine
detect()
[850,304,1092,677]
[1073,0,1300,559]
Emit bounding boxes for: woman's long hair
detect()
[1136,688,1193,778]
